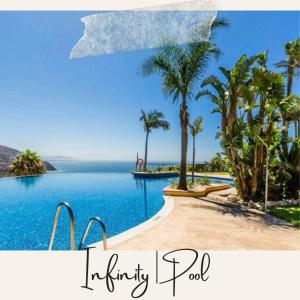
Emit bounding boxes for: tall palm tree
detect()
[276,39,300,97]
[10,150,46,176]
[139,109,170,171]
[140,17,228,189]
[275,38,300,138]
[189,116,203,182]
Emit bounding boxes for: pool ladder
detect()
[48,202,107,251]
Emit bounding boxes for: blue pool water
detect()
[0,173,169,250]
[0,161,233,250]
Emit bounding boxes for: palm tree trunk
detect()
[192,135,195,183]
[178,100,188,190]
[143,131,149,171]
[295,121,299,139]
[279,67,294,162]
[286,65,299,140]
[286,65,293,97]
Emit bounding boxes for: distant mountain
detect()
[0,145,19,162]
[42,155,74,161]
[0,145,20,173]
[42,161,56,171]
[0,145,56,173]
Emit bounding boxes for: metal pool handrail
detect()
[78,216,107,250]
[48,202,75,250]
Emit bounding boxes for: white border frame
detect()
[0,0,299,11]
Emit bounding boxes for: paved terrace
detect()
[112,196,300,250]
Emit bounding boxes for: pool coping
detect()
[0,171,61,181]
[132,171,179,178]
[90,195,174,250]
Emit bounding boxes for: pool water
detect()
[0,173,168,250]
[0,172,233,250]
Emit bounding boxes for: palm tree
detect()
[139,109,170,171]
[140,17,228,189]
[189,116,203,182]
[10,150,46,176]
[275,38,300,138]
[276,39,300,97]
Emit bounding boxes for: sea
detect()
[48,160,177,173]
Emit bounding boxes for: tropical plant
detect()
[186,178,195,189]
[140,17,229,190]
[275,38,300,138]
[198,51,295,201]
[275,38,300,198]
[10,150,46,176]
[169,179,179,189]
[167,165,180,172]
[196,176,210,186]
[139,109,169,171]
[189,116,203,182]
[209,152,228,172]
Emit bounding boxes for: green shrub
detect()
[169,179,178,188]
[186,165,193,172]
[196,176,210,186]
[186,179,195,188]
[268,206,300,228]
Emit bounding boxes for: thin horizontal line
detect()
[0,0,299,11]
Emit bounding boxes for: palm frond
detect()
[139,109,170,132]
[189,116,203,136]
[209,16,230,40]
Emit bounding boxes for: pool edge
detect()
[90,195,174,250]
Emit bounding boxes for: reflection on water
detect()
[14,176,42,189]
[134,178,149,220]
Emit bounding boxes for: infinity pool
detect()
[0,172,233,250]
[0,173,169,250]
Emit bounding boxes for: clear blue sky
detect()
[0,11,299,162]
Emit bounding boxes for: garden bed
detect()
[164,183,231,197]
[267,206,300,228]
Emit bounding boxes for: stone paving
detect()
[113,196,300,250]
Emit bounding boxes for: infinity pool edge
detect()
[90,195,174,250]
